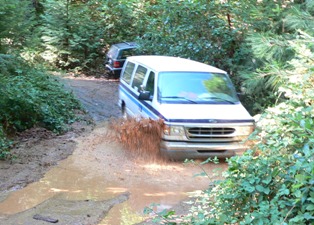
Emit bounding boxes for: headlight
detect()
[163,125,187,140]
[163,125,185,135]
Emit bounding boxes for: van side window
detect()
[132,65,147,91]
[122,62,135,84]
[145,71,155,97]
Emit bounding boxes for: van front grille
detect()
[187,127,235,139]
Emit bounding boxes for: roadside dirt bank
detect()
[0,118,93,193]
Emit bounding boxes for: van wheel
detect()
[122,105,128,119]
[160,149,175,161]
[160,149,185,161]
[113,73,120,79]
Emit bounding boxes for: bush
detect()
[0,54,82,158]
[0,125,12,159]
[201,75,314,224]
[137,1,237,71]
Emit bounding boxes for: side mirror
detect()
[138,91,151,101]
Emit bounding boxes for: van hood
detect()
[157,103,254,123]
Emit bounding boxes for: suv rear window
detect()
[120,48,137,59]
[107,46,137,60]
[107,46,119,58]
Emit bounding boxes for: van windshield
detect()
[158,72,239,104]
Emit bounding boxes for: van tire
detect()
[122,105,128,119]
[160,149,178,161]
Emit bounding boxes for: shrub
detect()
[201,75,314,224]
[0,125,12,159]
[0,54,82,157]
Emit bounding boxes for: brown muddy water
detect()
[0,123,228,224]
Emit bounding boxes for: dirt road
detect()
[0,75,228,224]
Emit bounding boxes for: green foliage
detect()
[101,0,141,44]
[0,54,82,157]
[41,0,106,70]
[144,203,177,224]
[0,0,37,54]
[137,0,238,71]
[237,1,311,114]
[204,75,314,224]
[0,125,12,160]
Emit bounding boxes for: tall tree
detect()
[137,0,237,71]
[237,0,311,113]
[0,0,36,54]
[41,0,105,70]
[100,0,142,44]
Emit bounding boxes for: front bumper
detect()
[160,140,247,160]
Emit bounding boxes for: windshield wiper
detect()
[161,96,198,104]
[202,96,236,104]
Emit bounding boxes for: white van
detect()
[118,55,255,159]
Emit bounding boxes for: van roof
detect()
[127,55,226,74]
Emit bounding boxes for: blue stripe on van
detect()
[120,83,255,124]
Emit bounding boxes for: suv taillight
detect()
[113,61,120,68]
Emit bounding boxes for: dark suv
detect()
[104,42,138,78]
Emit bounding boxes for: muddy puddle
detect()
[0,122,228,224]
